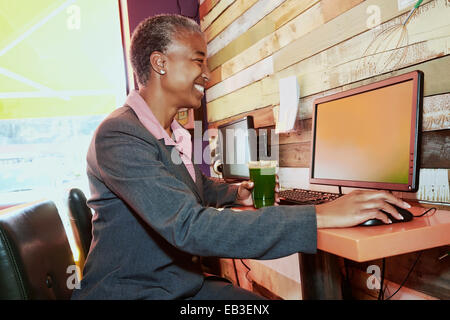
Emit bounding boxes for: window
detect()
[0,0,128,203]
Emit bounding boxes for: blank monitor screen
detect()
[310,71,423,192]
[218,116,257,180]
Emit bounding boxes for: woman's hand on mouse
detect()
[315,190,411,228]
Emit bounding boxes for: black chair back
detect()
[0,200,75,299]
[67,188,92,262]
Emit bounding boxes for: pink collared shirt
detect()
[126,90,196,182]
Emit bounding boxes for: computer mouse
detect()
[359,205,414,226]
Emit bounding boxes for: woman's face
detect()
[162,30,210,109]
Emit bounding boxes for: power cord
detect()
[342,258,354,299]
[376,207,434,300]
[413,207,437,217]
[231,259,241,287]
[240,259,253,284]
[378,258,386,300]
[231,258,253,287]
[379,251,423,300]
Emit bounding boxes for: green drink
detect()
[248,161,277,209]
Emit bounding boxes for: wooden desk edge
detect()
[317,210,450,262]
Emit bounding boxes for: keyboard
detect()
[279,188,342,205]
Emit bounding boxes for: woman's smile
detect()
[194,84,205,96]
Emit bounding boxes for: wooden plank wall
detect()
[200,0,450,299]
[201,0,450,203]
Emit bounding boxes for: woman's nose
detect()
[202,73,209,83]
[202,65,211,83]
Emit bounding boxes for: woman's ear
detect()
[150,51,166,75]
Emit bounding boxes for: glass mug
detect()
[248,160,277,209]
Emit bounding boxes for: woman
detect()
[71,14,409,300]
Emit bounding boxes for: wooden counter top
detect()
[232,204,449,262]
[317,206,450,262]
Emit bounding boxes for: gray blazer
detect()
[71,106,317,300]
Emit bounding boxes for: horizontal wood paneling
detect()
[206,56,273,102]
[210,114,449,169]
[278,119,312,144]
[207,0,362,88]
[204,0,259,43]
[203,0,449,300]
[207,54,450,123]
[278,121,450,169]
[207,0,287,57]
[206,0,320,72]
[420,130,450,168]
[296,58,450,120]
[277,167,450,203]
[278,142,310,167]
[206,75,278,122]
[208,105,275,129]
[200,0,233,31]
[273,0,434,72]
[279,93,450,142]
[278,137,450,169]
[422,94,450,131]
[206,1,450,121]
[203,0,448,198]
[199,0,220,20]
[207,0,443,103]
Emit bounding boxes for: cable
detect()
[231,259,240,287]
[378,258,386,300]
[344,258,350,282]
[239,259,253,284]
[413,207,437,218]
[376,207,433,300]
[231,258,253,287]
[385,251,423,300]
[382,280,390,299]
[342,258,354,300]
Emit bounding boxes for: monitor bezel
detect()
[309,70,423,192]
[218,115,257,181]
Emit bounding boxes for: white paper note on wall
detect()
[276,76,300,134]
[398,0,417,11]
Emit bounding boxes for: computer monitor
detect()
[310,70,423,192]
[218,116,258,180]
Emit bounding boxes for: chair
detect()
[0,200,75,299]
[67,188,92,263]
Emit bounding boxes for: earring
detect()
[160,70,166,75]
